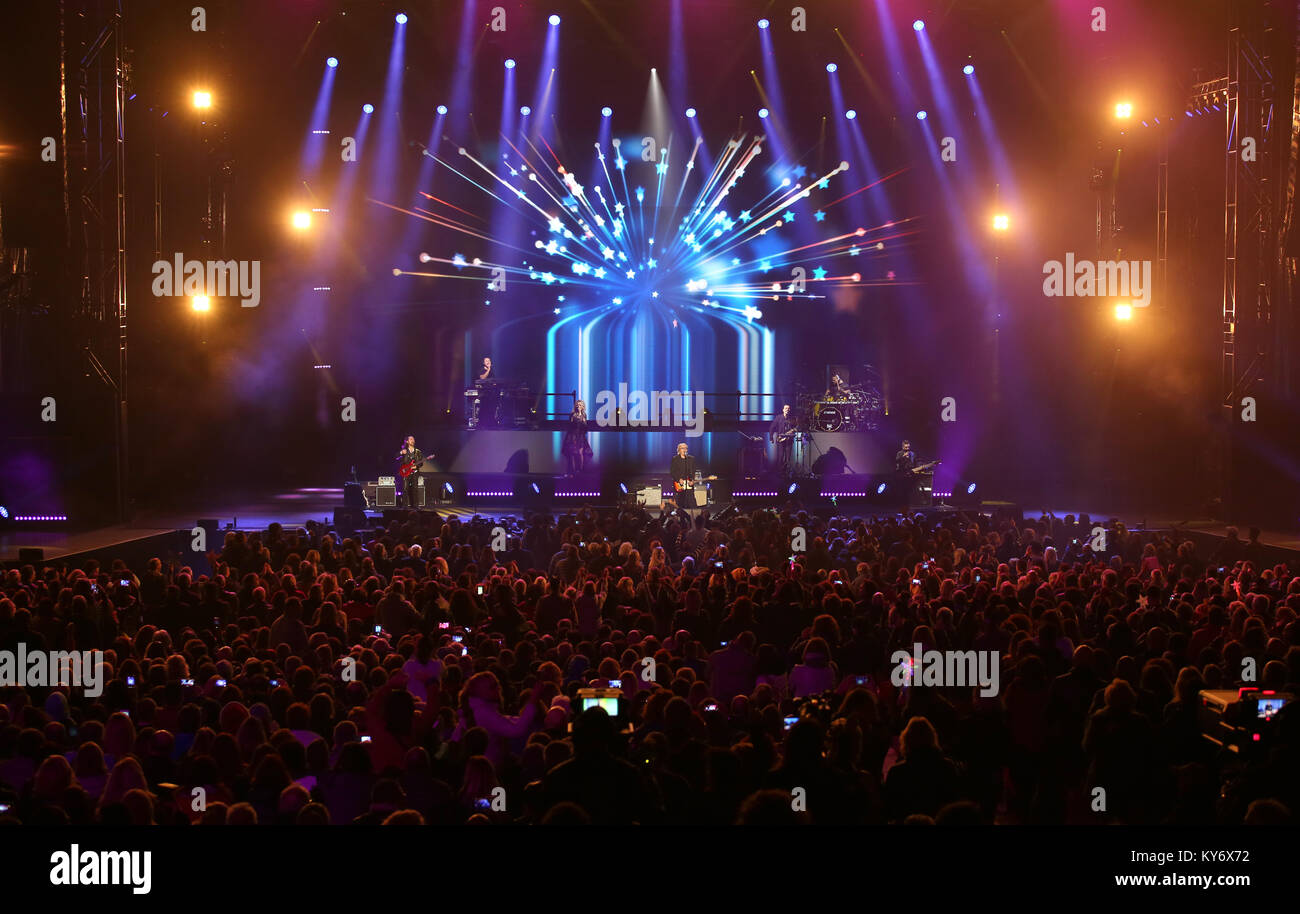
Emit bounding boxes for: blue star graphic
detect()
[812,266,827,280]
[814,210,826,222]
[739,210,752,222]
[818,178,830,189]
[783,210,795,222]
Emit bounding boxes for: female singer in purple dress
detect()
[562,400,593,475]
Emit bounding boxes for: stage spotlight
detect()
[1114,101,1133,119]
[601,106,612,117]
[549,14,560,25]
[685,107,696,118]
[192,90,212,109]
[758,18,770,29]
[437,104,447,114]
[520,105,531,115]
[290,210,312,230]
[876,482,888,495]
[963,64,974,75]
[826,63,837,73]
[190,294,211,312]
[530,482,541,494]
[326,57,338,68]
[0,506,9,520]
[845,109,857,120]
[966,482,977,495]
[913,19,925,30]
[362,103,374,114]
[505,58,516,69]
[991,212,1010,232]
[395,12,407,24]
[758,107,769,119]
[1114,302,1133,321]
[787,482,798,495]
[915,110,927,120]
[618,482,629,495]
[443,482,454,495]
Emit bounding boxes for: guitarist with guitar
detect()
[397,436,430,508]
[669,442,716,517]
[768,403,797,474]
[895,440,940,506]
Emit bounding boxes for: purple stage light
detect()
[757,18,769,29]
[915,110,927,120]
[601,106,612,117]
[685,107,696,118]
[362,103,374,114]
[913,19,925,30]
[520,105,531,115]
[505,58,516,69]
[549,14,560,25]
[395,12,407,24]
[826,63,837,73]
[437,104,447,114]
[758,107,769,119]
[845,109,857,119]
[963,64,974,75]
[326,57,338,68]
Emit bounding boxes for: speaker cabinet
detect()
[333,507,367,533]
[343,482,367,508]
[375,484,397,508]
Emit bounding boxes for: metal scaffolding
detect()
[65,0,129,519]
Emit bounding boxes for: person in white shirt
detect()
[401,636,444,704]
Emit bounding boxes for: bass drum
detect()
[815,404,843,432]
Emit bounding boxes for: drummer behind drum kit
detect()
[801,384,883,432]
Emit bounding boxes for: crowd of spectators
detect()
[1,504,1297,825]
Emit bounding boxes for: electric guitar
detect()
[398,452,428,478]
[774,430,796,444]
[674,475,718,491]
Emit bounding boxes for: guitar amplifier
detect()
[636,486,662,507]
[408,478,426,507]
[367,481,397,508]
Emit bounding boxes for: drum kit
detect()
[802,384,883,432]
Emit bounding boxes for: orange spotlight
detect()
[192,90,213,109]
[1114,101,1132,119]
[291,210,312,230]
[191,294,211,312]
[991,213,1010,232]
[1114,302,1133,321]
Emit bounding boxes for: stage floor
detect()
[3,489,1298,563]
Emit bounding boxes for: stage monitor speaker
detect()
[343,482,367,509]
[18,547,45,564]
[636,485,662,507]
[197,518,221,547]
[333,507,367,533]
[375,484,397,508]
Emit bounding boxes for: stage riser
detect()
[420,429,892,476]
